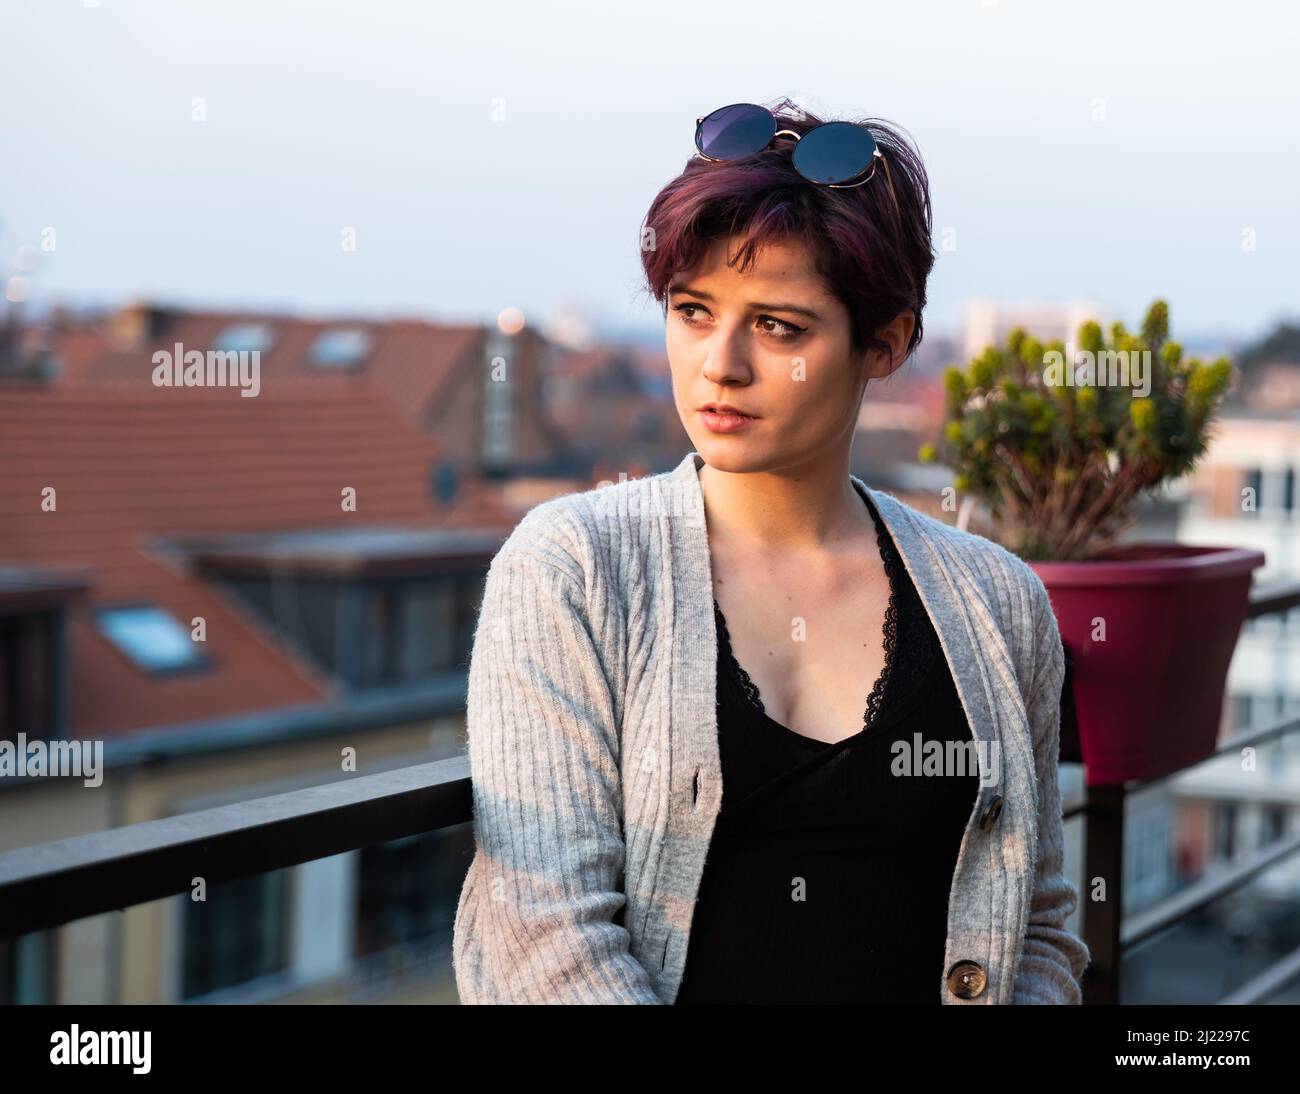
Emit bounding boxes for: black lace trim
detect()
[875,501,941,709]
[864,504,901,730]
[713,495,905,734]
[714,598,765,711]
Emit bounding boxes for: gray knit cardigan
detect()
[452,451,1090,1004]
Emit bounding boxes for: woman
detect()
[452,98,1090,1005]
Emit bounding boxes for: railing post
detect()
[1081,781,1126,1005]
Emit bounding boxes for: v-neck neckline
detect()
[711,484,900,750]
[667,450,1023,799]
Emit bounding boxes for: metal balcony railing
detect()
[2,580,1299,1003]
[1073,578,1300,1004]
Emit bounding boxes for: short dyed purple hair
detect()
[639,97,936,366]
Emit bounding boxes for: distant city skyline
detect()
[2,1,1296,348]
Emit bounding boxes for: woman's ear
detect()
[866,309,917,381]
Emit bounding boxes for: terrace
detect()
[2,579,1299,1004]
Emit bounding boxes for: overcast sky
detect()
[2,0,1297,346]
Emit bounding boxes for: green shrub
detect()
[917,300,1233,560]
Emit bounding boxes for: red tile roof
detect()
[0,383,486,736]
[46,306,486,425]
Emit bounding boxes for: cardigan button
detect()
[946,960,987,999]
[978,795,1005,831]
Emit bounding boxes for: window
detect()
[361,585,399,686]
[1243,468,1263,515]
[399,581,452,679]
[0,611,56,738]
[212,323,276,355]
[1262,805,1288,845]
[430,461,459,504]
[212,575,338,676]
[209,571,483,689]
[1216,802,1238,861]
[96,606,209,674]
[355,825,473,959]
[1231,692,1252,734]
[180,869,289,999]
[359,580,454,688]
[309,328,372,368]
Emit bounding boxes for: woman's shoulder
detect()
[490,464,680,583]
[865,486,1055,667]
[868,486,1039,583]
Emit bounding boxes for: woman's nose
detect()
[700,322,752,383]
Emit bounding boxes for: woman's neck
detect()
[696,455,875,559]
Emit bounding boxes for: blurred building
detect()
[1120,406,1300,997]
[0,379,519,1003]
[961,298,1104,362]
[27,301,568,479]
[1238,362,1300,414]
[541,342,684,475]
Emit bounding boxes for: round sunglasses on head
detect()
[694,102,899,203]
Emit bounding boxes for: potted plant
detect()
[919,300,1265,785]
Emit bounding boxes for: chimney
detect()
[110,299,173,350]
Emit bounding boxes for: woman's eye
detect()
[672,303,804,341]
[758,315,804,340]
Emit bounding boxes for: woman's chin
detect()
[690,434,767,473]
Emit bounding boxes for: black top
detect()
[674,486,979,1005]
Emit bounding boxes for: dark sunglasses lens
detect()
[696,103,775,160]
[792,121,877,184]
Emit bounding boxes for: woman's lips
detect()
[699,408,759,434]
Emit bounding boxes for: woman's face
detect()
[665,234,911,474]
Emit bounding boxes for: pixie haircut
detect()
[639,97,936,367]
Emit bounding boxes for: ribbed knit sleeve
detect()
[452,543,664,1004]
[1010,572,1092,1004]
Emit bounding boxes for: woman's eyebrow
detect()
[666,283,821,321]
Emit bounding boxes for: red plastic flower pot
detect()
[1027,544,1266,786]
